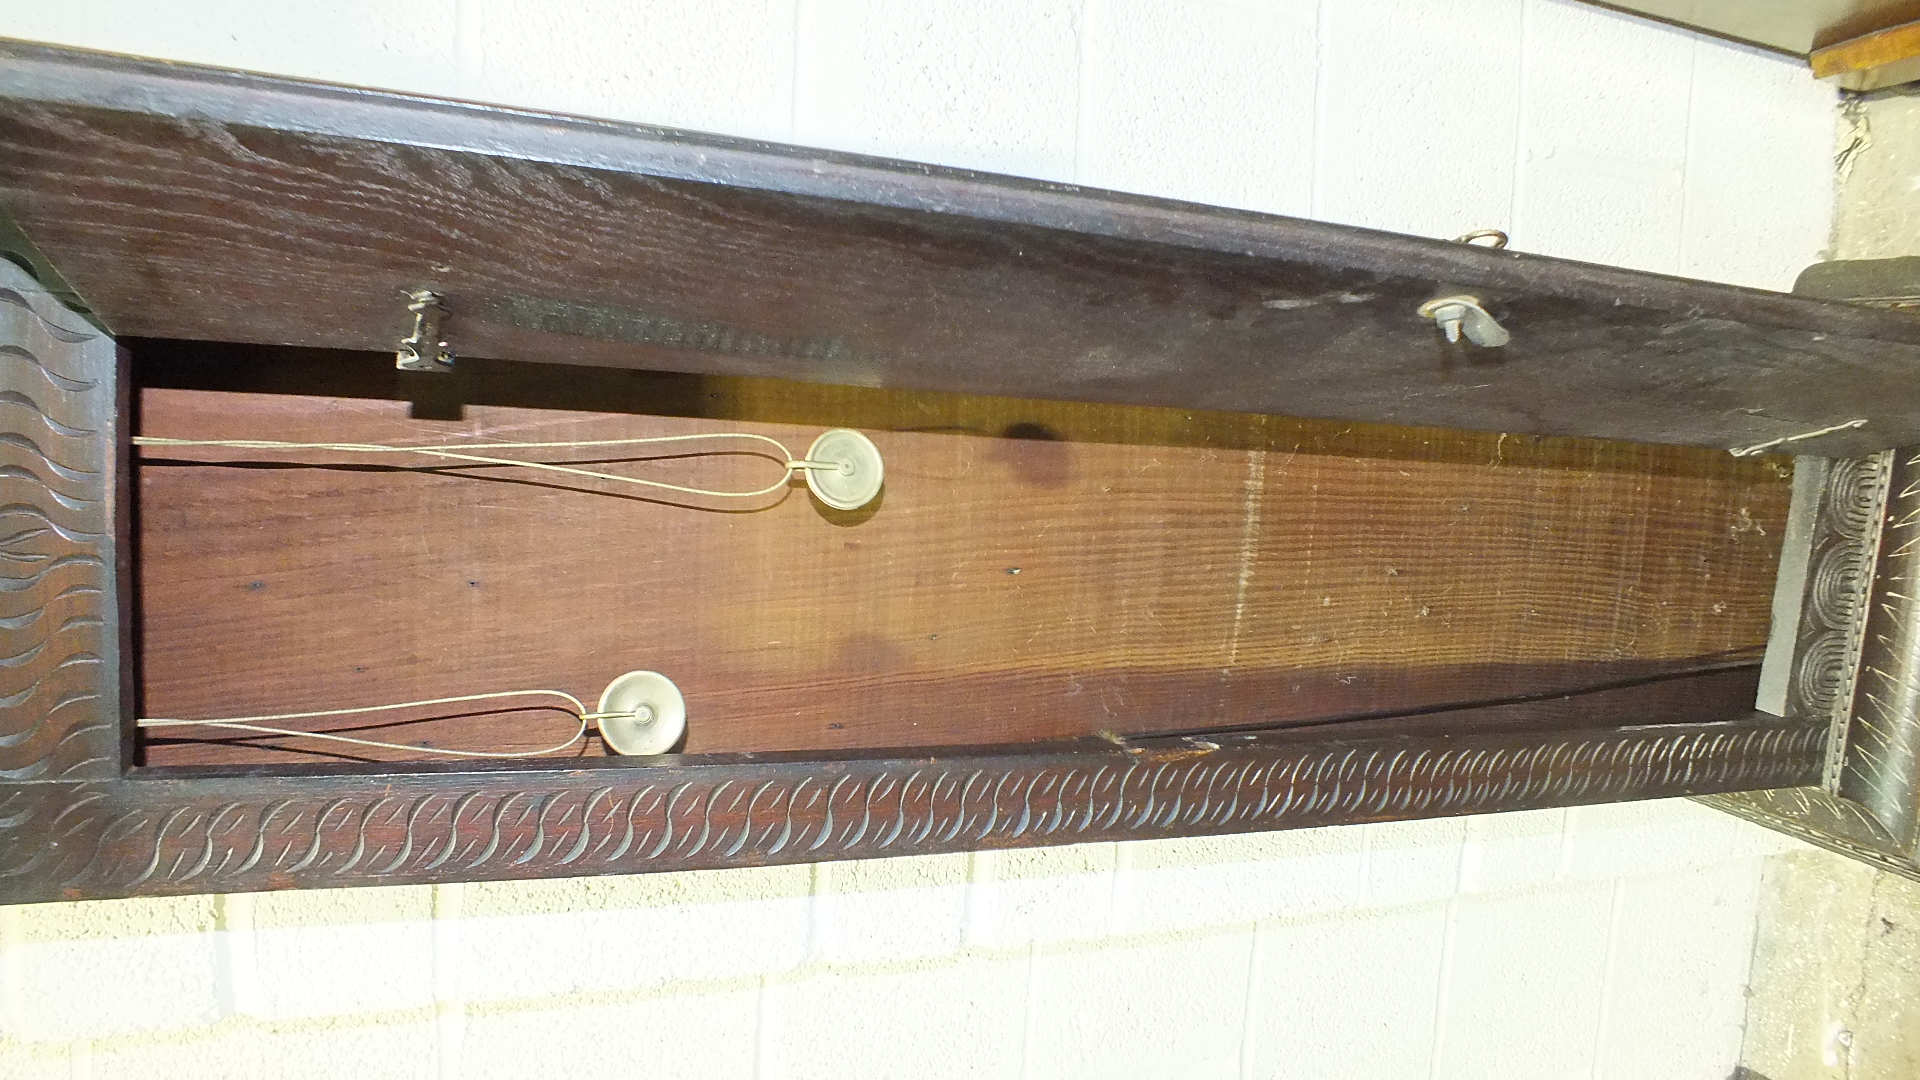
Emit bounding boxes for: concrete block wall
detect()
[0,803,1805,1078]
[0,1,1837,1076]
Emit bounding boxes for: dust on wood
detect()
[134,355,1790,764]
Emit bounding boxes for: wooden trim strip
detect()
[0,712,1823,903]
[1714,444,1920,882]
[1812,19,1920,78]
[1840,446,1920,840]
[1701,789,1914,879]
[0,262,123,781]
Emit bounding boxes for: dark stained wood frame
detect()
[7,40,1920,458]
[1707,384,1920,883]
[0,43,1871,904]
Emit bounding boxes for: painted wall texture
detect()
[0,1,1838,1077]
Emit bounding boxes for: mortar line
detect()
[753,974,775,1080]
[1508,0,1532,239]
[789,0,808,142]
[1308,0,1330,218]
[0,902,21,1036]
[1586,877,1627,1079]
[808,861,831,962]
[433,883,466,1080]
[214,892,258,1018]
[1074,0,1091,183]
[1676,34,1700,273]
[454,0,485,98]
[1427,838,1469,1080]
[1018,942,1039,1080]
[1237,921,1266,1079]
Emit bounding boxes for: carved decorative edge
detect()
[1711,448,1920,873]
[0,259,120,781]
[0,715,1822,903]
[1842,447,1920,842]
[1778,453,1890,786]
[1699,789,1920,883]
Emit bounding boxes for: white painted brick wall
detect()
[0,1,1835,1077]
[763,955,1031,1080]
[465,987,761,1080]
[1111,829,1367,935]
[1028,930,1253,1078]
[1077,0,1319,214]
[1316,0,1526,238]
[1597,863,1765,1079]
[1437,883,1618,1078]
[796,0,1083,180]
[1247,906,1449,1079]
[811,854,972,964]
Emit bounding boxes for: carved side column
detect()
[0,258,124,781]
[1707,261,1920,879]
[1704,450,1920,879]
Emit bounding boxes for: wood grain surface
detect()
[5,40,1920,457]
[132,347,1790,766]
[1812,17,1920,76]
[0,262,125,781]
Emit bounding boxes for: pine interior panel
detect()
[132,346,1790,766]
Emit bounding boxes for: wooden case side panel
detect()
[1841,445,1920,843]
[1779,453,1892,783]
[0,258,121,781]
[1710,445,1920,874]
[1699,788,1920,882]
[0,713,1822,903]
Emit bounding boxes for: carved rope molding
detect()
[0,260,121,782]
[0,719,1822,903]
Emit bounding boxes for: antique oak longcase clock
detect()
[0,40,1915,903]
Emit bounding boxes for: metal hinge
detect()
[396,289,454,372]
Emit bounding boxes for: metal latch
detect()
[396,289,454,372]
[1417,295,1510,348]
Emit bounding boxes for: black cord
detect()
[1130,656,1764,742]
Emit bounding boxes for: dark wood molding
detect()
[1779,453,1889,785]
[0,263,123,782]
[1839,450,1920,833]
[1710,261,1920,882]
[2,712,1822,904]
[1701,788,1920,877]
[1711,448,1920,881]
[5,39,1920,457]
